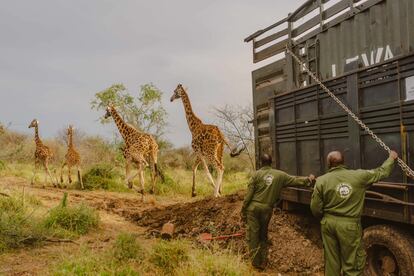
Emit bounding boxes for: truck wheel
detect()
[363,225,414,276]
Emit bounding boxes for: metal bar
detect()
[244,17,288,43]
[254,29,289,49]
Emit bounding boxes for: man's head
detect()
[261,153,272,167]
[327,151,344,168]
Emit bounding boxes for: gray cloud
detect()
[0,0,303,146]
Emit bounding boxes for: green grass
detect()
[0,192,100,252]
[112,233,145,262]
[43,193,100,238]
[52,237,252,276]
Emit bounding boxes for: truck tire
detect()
[363,225,414,276]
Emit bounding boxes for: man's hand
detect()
[390,150,398,160]
[308,174,316,184]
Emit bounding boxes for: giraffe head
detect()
[28,119,39,128]
[67,125,74,136]
[104,105,114,119]
[170,84,185,102]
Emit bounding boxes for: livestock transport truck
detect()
[244,0,414,275]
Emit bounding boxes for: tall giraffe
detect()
[28,119,56,187]
[60,125,83,189]
[104,105,160,194]
[170,84,240,197]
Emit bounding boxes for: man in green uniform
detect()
[310,150,397,276]
[241,153,315,270]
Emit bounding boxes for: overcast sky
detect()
[0,0,303,147]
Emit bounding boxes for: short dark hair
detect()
[327,151,344,168]
[261,153,272,167]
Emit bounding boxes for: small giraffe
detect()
[104,105,160,194]
[28,119,56,187]
[60,125,83,189]
[170,84,237,197]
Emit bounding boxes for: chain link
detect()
[285,46,414,179]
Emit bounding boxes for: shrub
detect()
[0,193,45,252]
[43,193,99,237]
[0,160,5,171]
[112,233,145,261]
[53,248,139,276]
[81,164,124,191]
[150,240,189,274]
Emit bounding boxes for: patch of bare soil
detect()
[134,191,324,274]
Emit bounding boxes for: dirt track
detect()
[0,177,323,275]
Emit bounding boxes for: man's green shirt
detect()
[310,157,395,219]
[241,167,311,215]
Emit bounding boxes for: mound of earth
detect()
[133,191,324,274]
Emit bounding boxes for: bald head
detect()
[327,151,344,168]
[261,153,272,167]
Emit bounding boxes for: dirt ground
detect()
[0,177,324,275]
[135,191,324,274]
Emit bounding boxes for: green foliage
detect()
[91,82,168,138]
[0,160,5,171]
[175,245,252,276]
[0,193,45,252]
[150,240,190,274]
[112,233,145,262]
[81,164,126,191]
[53,247,139,276]
[43,194,99,237]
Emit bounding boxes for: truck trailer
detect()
[245,0,414,274]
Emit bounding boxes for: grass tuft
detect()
[150,240,189,274]
[112,233,145,262]
[81,164,127,191]
[43,193,99,237]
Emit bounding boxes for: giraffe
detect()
[28,119,56,187]
[170,84,240,197]
[60,125,83,189]
[104,105,160,195]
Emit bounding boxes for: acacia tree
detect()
[91,83,168,140]
[213,104,255,169]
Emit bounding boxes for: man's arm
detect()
[241,175,257,220]
[362,151,397,187]
[310,182,323,218]
[283,173,315,187]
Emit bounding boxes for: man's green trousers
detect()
[246,202,272,268]
[321,214,366,276]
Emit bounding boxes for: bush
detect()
[43,193,99,237]
[0,193,45,252]
[81,164,125,191]
[175,245,251,276]
[0,160,5,171]
[150,240,189,274]
[112,233,145,261]
[53,247,139,276]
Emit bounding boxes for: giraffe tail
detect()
[154,163,165,183]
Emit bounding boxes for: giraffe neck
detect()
[180,90,203,134]
[34,125,43,146]
[110,108,137,144]
[68,131,73,149]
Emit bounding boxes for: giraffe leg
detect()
[201,158,216,189]
[60,162,67,184]
[125,159,133,189]
[137,163,145,201]
[149,160,156,194]
[192,157,201,197]
[31,164,38,185]
[77,166,84,190]
[214,168,224,198]
[68,165,73,184]
[44,163,55,188]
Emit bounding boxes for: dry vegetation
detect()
[0,123,261,275]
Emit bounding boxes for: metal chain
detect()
[285,46,414,179]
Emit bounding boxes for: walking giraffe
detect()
[60,125,83,189]
[170,84,242,197]
[28,119,56,187]
[104,105,160,195]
